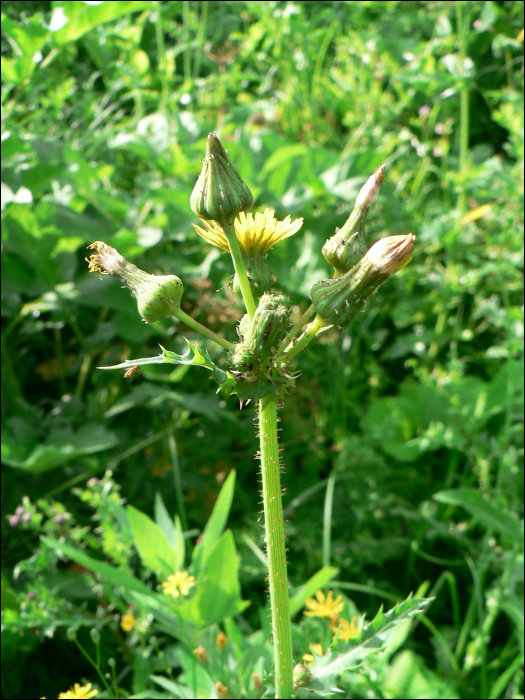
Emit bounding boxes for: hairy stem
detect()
[171,307,234,351]
[259,396,293,698]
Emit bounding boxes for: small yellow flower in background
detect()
[161,570,196,598]
[215,680,228,698]
[193,644,207,662]
[57,682,98,699]
[120,612,136,632]
[193,209,303,255]
[331,615,360,642]
[216,630,227,648]
[304,589,345,619]
[302,643,326,667]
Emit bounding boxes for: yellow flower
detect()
[193,208,303,255]
[331,615,360,642]
[193,644,208,662]
[215,680,228,698]
[120,613,136,632]
[161,570,196,598]
[304,589,345,619]
[58,682,98,699]
[216,630,227,648]
[302,643,326,667]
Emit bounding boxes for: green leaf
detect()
[289,566,340,617]
[178,530,250,626]
[127,505,183,577]
[1,421,117,473]
[1,14,49,83]
[308,596,433,690]
[50,1,153,46]
[154,493,185,570]
[41,537,182,636]
[191,470,236,574]
[433,488,522,540]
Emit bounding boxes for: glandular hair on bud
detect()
[190,132,253,227]
[86,241,183,323]
[311,234,415,327]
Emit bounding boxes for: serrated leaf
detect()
[309,596,433,688]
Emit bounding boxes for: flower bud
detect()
[190,132,253,227]
[293,663,313,689]
[231,293,289,375]
[311,234,415,327]
[86,241,183,323]
[322,165,385,275]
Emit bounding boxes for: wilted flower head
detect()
[86,241,183,323]
[190,132,253,226]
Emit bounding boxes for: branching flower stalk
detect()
[86,132,415,698]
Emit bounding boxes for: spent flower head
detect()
[86,242,183,323]
[303,589,345,619]
[161,570,196,598]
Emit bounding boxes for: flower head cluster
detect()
[161,570,196,598]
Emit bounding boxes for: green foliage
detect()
[1,1,523,698]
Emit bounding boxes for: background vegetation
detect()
[1,1,523,698]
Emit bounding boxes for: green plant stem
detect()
[283,315,325,362]
[322,469,336,567]
[223,222,257,317]
[258,396,293,698]
[171,307,234,350]
[277,303,316,356]
[456,1,470,216]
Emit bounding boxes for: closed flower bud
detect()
[323,165,385,275]
[231,293,289,375]
[312,234,416,327]
[190,132,253,227]
[293,663,313,689]
[86,241,183,323]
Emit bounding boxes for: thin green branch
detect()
[223,223,257,317]
[277,303,316,356]
[283,315,325,362]
[172,307,234,351]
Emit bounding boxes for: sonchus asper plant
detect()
[87,133,426,698]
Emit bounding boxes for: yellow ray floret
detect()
[193,208,303,255]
